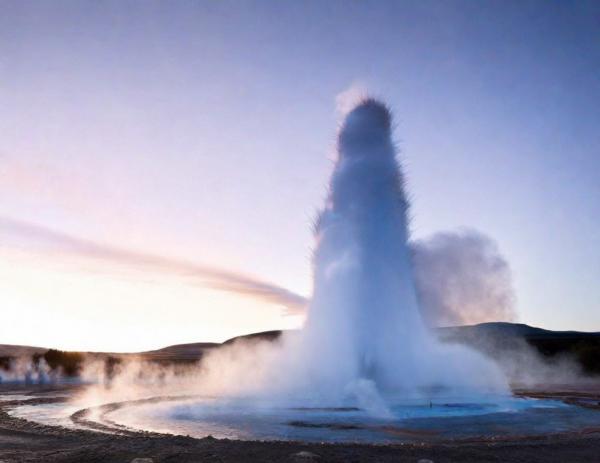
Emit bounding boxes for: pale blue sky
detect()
[1,1,599,350]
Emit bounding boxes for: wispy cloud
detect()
[0,216,307,314]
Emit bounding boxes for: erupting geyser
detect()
[13,99,591,445]
[286,99,508,407]
[307,100,427,387]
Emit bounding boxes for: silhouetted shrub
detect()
[104,355,122,380]
[0,356,12,371]
[43,349,84,377]
[572,341,600,375]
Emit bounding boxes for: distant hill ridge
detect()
[2,322,599,362]
[0,344,47,358]
[439,322,600,339]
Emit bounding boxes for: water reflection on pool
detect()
[105,395,600,443]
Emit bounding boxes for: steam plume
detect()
[0,216,306,313]
[411,229,516,326]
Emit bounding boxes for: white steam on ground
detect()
[0,357,52,384]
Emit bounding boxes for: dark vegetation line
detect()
[1,323,599,382]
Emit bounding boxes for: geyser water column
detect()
[295,99,507,401]
[56,100,524,441]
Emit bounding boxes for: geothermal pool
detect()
[106,397,600,443]
[7,391,600,443]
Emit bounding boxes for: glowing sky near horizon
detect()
[1,1,599,351]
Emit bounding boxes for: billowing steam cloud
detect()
[0,217,516,326]
[411,229,516,327]
[0,216,306,313]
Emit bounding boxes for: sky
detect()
[1,0,599,351]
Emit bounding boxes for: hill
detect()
[1,322,599,376]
